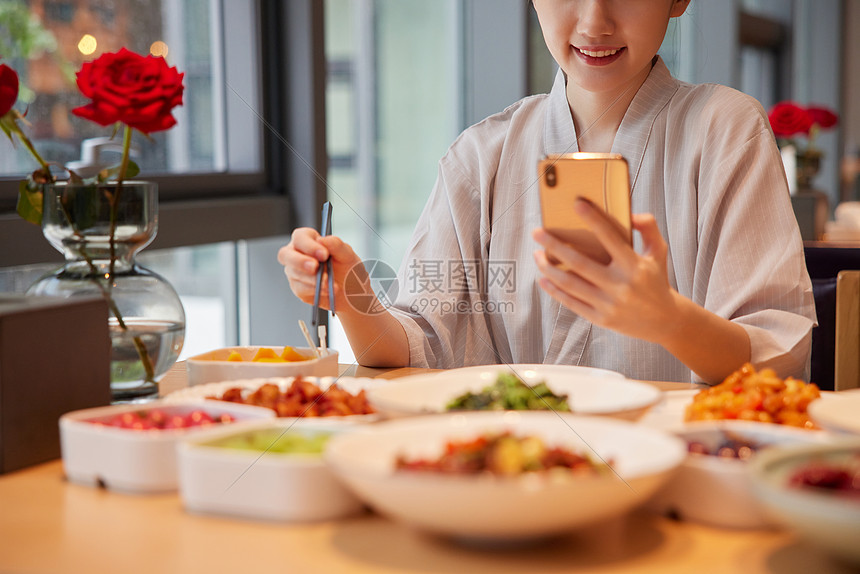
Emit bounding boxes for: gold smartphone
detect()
[537,153,632,265]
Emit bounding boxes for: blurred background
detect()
[0,0,857,363]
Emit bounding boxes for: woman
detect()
[279,0,815,384]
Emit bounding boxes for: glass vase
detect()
[27,181,185,402]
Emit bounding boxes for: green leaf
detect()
[124,160,140,179]
[16,179,43,226]
[0,115,12,140]
[62,185,100,232]
[99,161,140,182]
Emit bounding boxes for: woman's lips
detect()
[574,46,626,66]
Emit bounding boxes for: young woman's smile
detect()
[573,45,626,66]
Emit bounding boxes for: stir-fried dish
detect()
[208,377,375,417]
[395,432,609,476]
[685,363,820,428]
[445,373,570,412]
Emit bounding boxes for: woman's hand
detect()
[277,227,364,313]
[532,199,680,345]
[533,198,750,384]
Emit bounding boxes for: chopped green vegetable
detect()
[207,429,331,455]
[445,373,570,411]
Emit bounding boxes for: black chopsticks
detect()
[311,201,334,342]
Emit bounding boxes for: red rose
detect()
[768,102,813,138]
[807,106,838,130]
[72,48,184,134]
[0,63,19,117]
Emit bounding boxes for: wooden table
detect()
[0,365,853,574]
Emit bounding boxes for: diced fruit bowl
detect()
[60,400,274,493]
[186,346,339,386]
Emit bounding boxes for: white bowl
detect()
[60,400,275,493]
[750,440,860,564]
[186,346,339,386]
[808,389,860,435]
[165,376,384,422]
[648,420,833,529]
[178,419,364,522]
[324,411,686,541]
[367,366,662,420]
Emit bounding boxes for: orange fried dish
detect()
[684,363,821,428]
[209,377,375,418]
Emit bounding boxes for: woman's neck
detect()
[565,63,653,153]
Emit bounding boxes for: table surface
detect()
[0,365,854,574]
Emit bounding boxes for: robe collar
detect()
[542,56,680,193]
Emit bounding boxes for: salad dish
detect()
[178,419,363,522]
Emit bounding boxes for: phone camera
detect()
[545,165,556,187]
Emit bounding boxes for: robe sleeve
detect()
[694,97,816,381]
[386,144,501,368]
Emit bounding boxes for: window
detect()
[0,1,297,359]
[323,0,530,362]
[1,0,271,232]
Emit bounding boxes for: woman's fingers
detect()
[533,249,603,305]
[532,227,609,288]
[278,228,326,272]
[278,227,343,309]
[536,276,598,323]
[571,199,636,268]
[319,234,358,265]
[632,213,667,260]
[291,227,328,260]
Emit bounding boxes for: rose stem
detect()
[106,124,156,386]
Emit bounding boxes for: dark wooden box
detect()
[0,294,112,474]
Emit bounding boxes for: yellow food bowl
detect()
[186,346,339,386]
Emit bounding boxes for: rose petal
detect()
[0,63,19,117]
[73,49,185,134]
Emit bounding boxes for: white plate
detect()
[367,367,662,420]
[324,411,686,541]
[750,440,860,564]
[164,376,386,422]
[441,363,625,380]
[638,389,700,431]
[808,389,860,434]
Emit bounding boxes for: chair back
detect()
[834,270,860,390]
[804,245,860,390]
